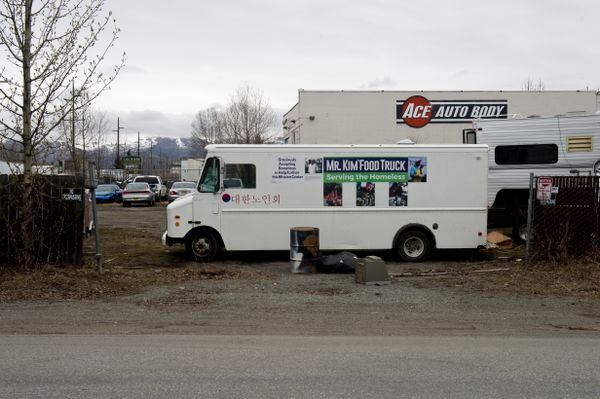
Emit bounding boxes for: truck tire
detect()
[594,160,600,176]
[186,231,218,262]
[396,230,430,262]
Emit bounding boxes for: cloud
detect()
[363,77,397,89]
[127,109,165,121]
[451,69,470,79]
[121,65,146,74]
[100,109,195,141]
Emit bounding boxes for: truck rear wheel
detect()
[396,230,430,262]
[186,231,218,262]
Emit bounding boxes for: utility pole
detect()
[149,139,153,170]
[137,131,140,157]
[113,117,124,169]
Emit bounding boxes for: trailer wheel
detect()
[594,160,600,176]
[396,230,430,262]
[186,230,218,262]
[512,221,529,244]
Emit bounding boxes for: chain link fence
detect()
[0,174,86,267]
[530,175,600,262]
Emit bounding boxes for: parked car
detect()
[95,184,122,203]
[168,181,197,202]
[133,175,167,201]
[122,182,155,207]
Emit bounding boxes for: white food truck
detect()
[162,144,489,262]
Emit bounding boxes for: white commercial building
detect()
[282,90,600,144]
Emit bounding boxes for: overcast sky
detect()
[95,0,600,139]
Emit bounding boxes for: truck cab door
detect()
[193,157,221,229]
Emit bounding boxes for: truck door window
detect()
[199,158,220,193]
[495,144,558,165]
[224,164,256,189]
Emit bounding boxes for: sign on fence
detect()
[61,188,82,202]
[536,176,558,205]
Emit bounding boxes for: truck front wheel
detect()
[396,230,431,262]
[186,231,218,262]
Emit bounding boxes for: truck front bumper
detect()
[162,231,185,246]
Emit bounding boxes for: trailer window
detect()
[224,164,256,189]
[495,144,558,165]
[199,158,220,193]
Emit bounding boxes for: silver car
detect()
[122,182,155,207]
[168,181,197,202]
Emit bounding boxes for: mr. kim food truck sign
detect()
[324,157,411,183]
[396,95,508,128]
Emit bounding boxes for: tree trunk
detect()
[20,0,34,268]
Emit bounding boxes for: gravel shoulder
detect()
[0,203,599,336]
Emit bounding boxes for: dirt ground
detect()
[0,202,599,336]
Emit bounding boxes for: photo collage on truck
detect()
[269,154,427,208]
[320,156,427,207]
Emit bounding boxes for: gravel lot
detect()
[0,202,599,336]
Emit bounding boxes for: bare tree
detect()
[190,106,224,151]
[222,85,276,144]
[0,0,125,266]
[89,110,109,176]
[522,76,546,91]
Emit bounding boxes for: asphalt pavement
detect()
[1,334,599,398]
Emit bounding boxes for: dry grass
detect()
[0,227,259,302]
[2,225,599,302]
[0,264,258,302]
[410,259,600,300]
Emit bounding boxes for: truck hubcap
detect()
[192,237,211,257]
[404,237,424,258]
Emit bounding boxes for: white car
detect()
[168,181,196,202]
[133,175,167,201]
[122,182,155,207]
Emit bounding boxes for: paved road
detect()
[1,335,599,398]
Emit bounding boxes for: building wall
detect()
[282,90,600,144]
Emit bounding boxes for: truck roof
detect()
[205,144,488,152]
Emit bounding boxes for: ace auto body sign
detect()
[396,95,508,127]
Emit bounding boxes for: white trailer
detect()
[180,158,205,182]
[467,113,600,239]
[162,144,488,262]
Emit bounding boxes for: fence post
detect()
[526,172,535,262]
[90,188,103,273]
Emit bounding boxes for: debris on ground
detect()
[487,230,513,248]
[355,256,390,285]
[389,267,510,278]
[317,251,358,273]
